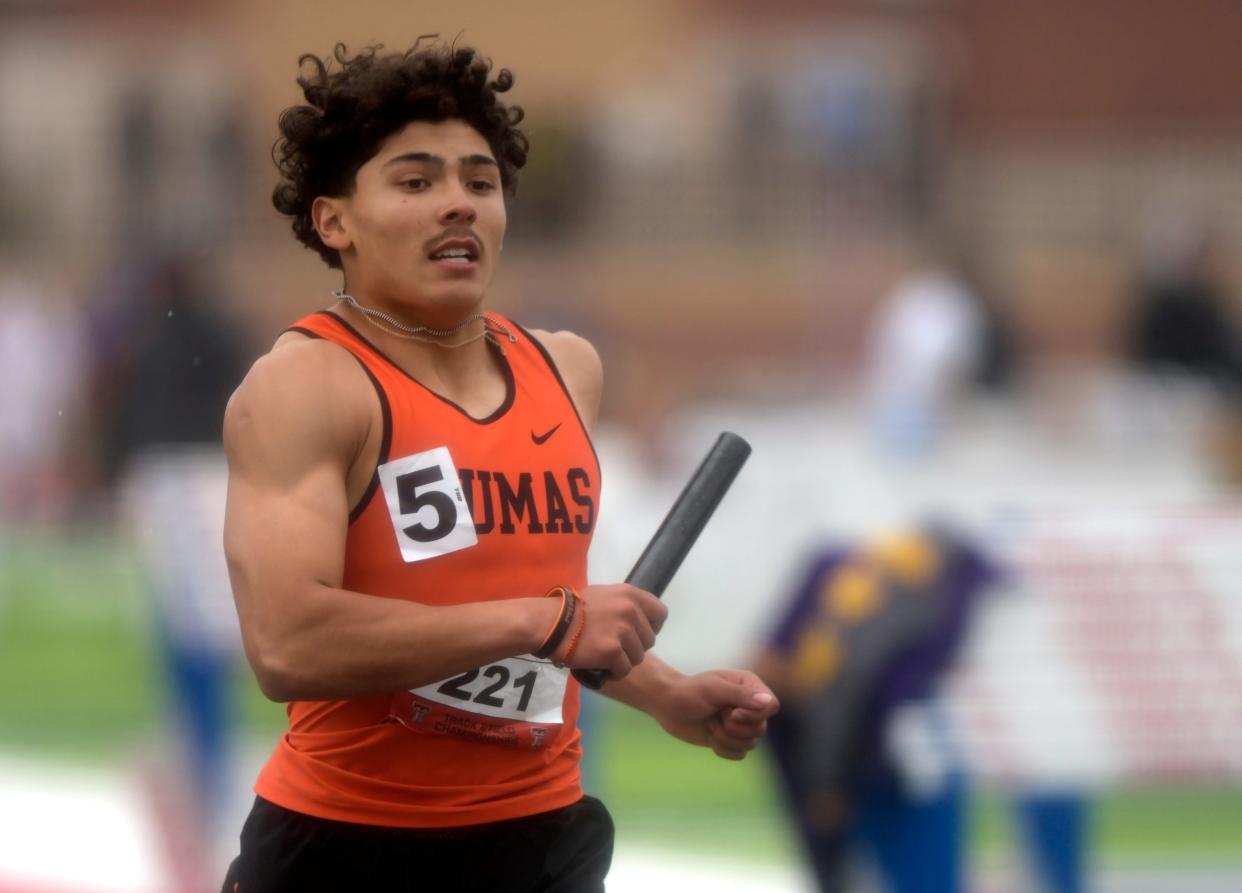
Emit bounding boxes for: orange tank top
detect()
[253,309,600,828]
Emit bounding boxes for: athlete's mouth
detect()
[427,238,480,264]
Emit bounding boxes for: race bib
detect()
[390,655,568,749]
[378,447,477,563]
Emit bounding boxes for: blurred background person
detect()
[1126,206,1240,388]
[0,270,82,531]
[863,234,1017,459]
[89,250,253,890]
[753,526,996,893]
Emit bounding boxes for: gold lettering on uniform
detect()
[866,532,940,586]
[822,564,884,623]
[792,624,843,694]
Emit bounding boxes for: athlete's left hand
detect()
[655,669,780,760]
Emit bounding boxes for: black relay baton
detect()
[572,431,752,691]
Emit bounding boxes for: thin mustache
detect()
[423,227,481,255]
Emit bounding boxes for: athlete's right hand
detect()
[560,584,667,680]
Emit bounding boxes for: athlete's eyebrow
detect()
[383,152,498,169]
[461,154,499,168]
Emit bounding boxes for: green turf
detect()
[592,699,801,864]
[0,530,161,761]
[1093,787,1242,861]
[2,530,1240,865]
[0,529,286,761]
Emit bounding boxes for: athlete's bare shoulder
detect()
[529,328,603,429]
[224,332,372,480]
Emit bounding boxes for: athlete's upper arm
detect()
[534,329,603,431]
[222,339,370,681]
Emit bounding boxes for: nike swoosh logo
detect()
[531,423,562,445]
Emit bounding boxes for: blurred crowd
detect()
[0,251,251,527]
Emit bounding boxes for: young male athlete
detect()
[220,42,779,891]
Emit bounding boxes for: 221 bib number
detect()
[390,655,568,749]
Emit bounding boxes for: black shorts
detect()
[221,795,614,893]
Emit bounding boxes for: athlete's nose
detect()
[438,183,477,226]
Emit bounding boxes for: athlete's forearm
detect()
[598,652,685,721]
[238,580,560,702]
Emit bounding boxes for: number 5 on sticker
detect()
[378,447,478,563]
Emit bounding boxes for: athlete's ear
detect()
[312,197,352,253]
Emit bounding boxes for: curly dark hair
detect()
[272,41,528,269]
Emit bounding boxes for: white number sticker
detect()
[408,655,567,724]
[378,447,477,563]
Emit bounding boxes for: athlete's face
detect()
[318,119,507,324]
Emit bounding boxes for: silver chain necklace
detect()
[332,290,517,350]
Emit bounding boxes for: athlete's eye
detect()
[468,179,498,194]
[401,177,430,191]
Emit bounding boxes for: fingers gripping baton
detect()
[572,431,752,691]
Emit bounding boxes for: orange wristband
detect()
[534,586,577,660]
[556,602,587,668]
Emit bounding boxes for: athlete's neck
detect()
[336,282,488,331]
[335,291,487,341]
[332,293,508,399]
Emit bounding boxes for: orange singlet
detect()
[253,309,600,828]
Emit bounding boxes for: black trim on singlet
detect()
[347,361,393,524]
[510,321,602,472]
[316,310,516,425]
[282,324,393,525]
